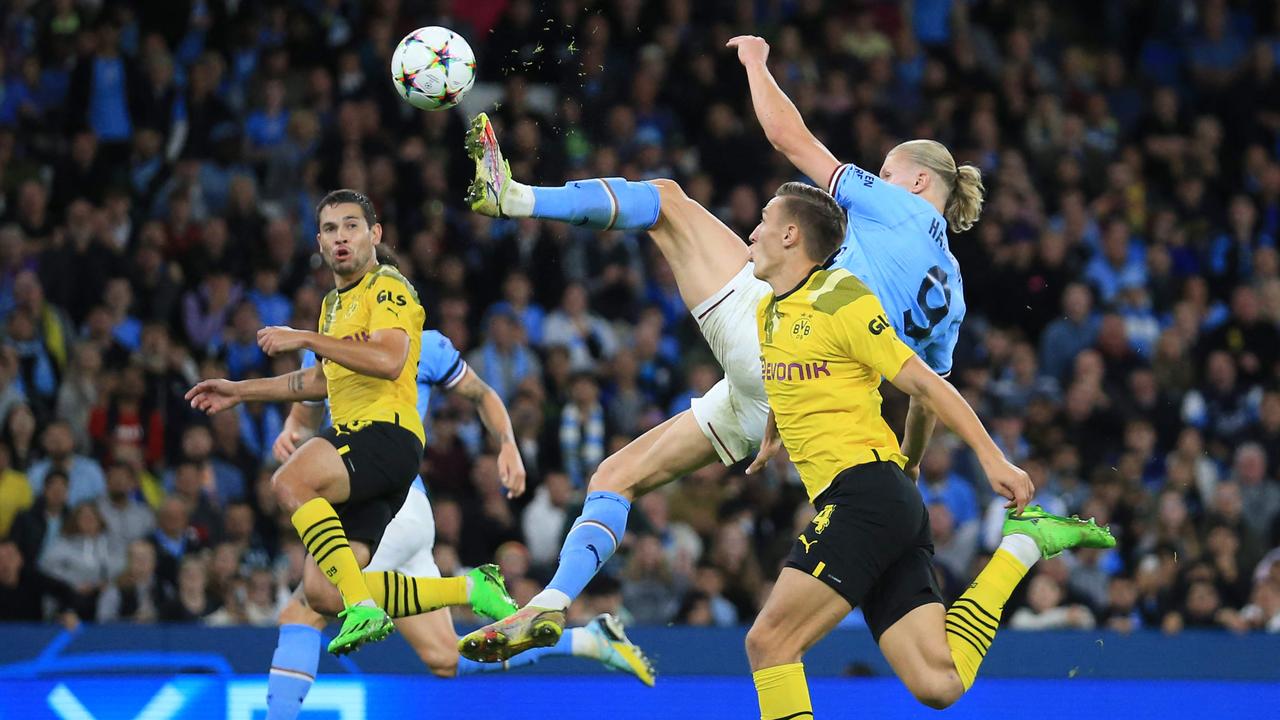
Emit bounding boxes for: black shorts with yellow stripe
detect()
[784,461,943,641]
[319,418,423,552]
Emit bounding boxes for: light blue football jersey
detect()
[826,163,966,376]
[301,329,467,494]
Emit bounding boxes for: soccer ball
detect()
[390,26,476,111]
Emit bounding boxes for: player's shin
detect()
[266,624,321,720]
[291,498,373,606]
[528,178,661,231]
[944,536,1038,690]
[753,663,813,720]
[532,491,631,609]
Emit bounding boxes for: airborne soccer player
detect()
[744,183,1115,717]
[187,190,508,655]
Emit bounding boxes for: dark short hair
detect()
[774,182,846,263]
[316,189,377,228]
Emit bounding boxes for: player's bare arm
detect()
[273,401,327,462]
[186,364,326,415]
[728,35,840,187]
[888,356,1034,511]
[900,396,939,479]
[260,326,411,381]
[449,367,527,498]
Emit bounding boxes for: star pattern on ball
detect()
[430,35,459,73]
[397,62,420,95]
[439,84,464,106]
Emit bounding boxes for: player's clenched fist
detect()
[185,378,242,415]
[727,35,770,66]
[258,326,310,355]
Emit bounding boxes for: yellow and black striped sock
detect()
[945,548,1029,690]
[291,498,371,607]
[363,571,468,618]
[752,662,812,720]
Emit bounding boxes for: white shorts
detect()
[364,487,440,578]
[688,262,772,465]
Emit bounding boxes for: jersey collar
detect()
[336,268,372,295]
[775,265,823,301]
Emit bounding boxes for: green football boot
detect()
[1002,505,1116,559]
[466,563,519,621]
[327,603,395,655]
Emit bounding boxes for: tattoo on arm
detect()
[454,371,491,402]
[288,370,305,395]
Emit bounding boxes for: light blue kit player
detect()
[264,330,655,720]
[456,59,984,656]
[730,32,984,470]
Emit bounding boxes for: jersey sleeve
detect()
[418,330,467,388]
[366,274,423,336]
[832,295,917,381]
[828,163,922,226]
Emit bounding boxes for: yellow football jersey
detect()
[318,264,426,445]
[757,267,916,502]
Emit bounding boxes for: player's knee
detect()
[587,455,637,498]
[908,673,964,710]
[648,178,686,201]
[646,179,695,231]
[744,616,793,669]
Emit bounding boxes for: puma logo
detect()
[798,534,817,554]
[586,543,603,570]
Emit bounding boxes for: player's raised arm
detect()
[186,363,327,415]
[448,367,527,498]
[728,35,841,190]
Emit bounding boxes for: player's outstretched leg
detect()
[459,411,717,663]
[465,113,748,307]
[881,506,1116,708]
[467,113,660,230]
[362,564,517,620]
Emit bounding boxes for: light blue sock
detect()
[543,491,631,603]
[531,178,660,231]
[455,631,579,674]
[267,624,321,720]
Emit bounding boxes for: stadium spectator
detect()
[1010,574,1097,630]
[96,539,167,623]
[38,502,119,620]
[96,462,154,549]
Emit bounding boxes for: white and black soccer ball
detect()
[390,26,476,111]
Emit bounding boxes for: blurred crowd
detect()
[1,0,1280,636]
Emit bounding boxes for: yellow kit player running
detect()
[744,183,1115,718]
[187,190,513,656]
